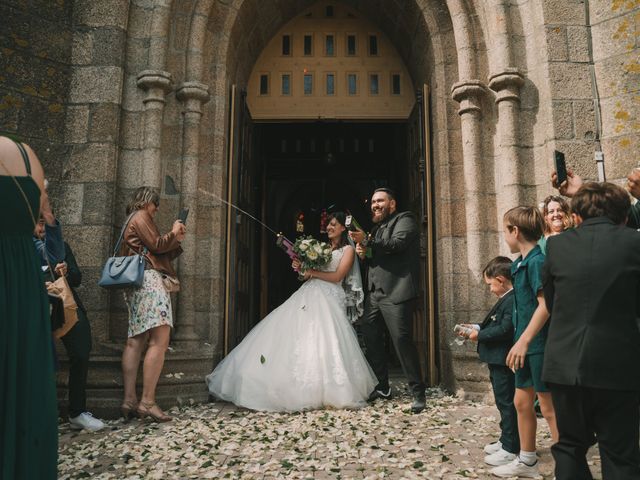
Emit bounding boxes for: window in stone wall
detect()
[304,73,313,95]
[325,34,335,56]
[369,73,379,95]
[326,73,335,95]
[368,35,378,55]
[347,73,358,95]
[259,74,269,95]
[325,5,334,17]
[346,34,356,55]
[281,73,291,95]
[282,35,291,56]
[391,73,401,95]
[304,34,313,55]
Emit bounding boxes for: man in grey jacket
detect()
[351,188,426,413]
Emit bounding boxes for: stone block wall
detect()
[0,0,72,177]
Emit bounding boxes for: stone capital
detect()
[488,68,525,104]
[176,82,211,116]
[451,80,485,116]
[136,70,173,104]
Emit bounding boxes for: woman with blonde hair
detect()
[120,186,185,422]
[538,195,572,254]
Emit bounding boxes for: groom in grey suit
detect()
[351,188,426,413]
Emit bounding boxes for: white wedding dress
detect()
[206,246,377,412]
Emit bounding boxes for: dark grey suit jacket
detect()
[542,217,640,391]
[365,211,420,304]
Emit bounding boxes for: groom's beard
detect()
[371,206,391,224]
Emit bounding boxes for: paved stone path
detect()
[58,384,601,479]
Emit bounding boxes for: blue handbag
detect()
[98,212,148,289]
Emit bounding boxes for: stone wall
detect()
[0,0,72,177]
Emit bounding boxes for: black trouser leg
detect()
[489,364,519,454]
[550,383,595,480]
[591,388,640,480]
[61,311,92,418]
[361,293,388,391]
[377,296,425,395]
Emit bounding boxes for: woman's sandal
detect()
[137,401,172,423]
[120,400,138,422]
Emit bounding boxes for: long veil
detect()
[343,238,365,323]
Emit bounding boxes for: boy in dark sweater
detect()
[458,256,519,466]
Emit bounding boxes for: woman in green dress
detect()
[0,136,58,479]
[538,195,572,254]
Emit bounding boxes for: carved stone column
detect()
[174,81,210,343]
[451,80,488,286]
[489,68,525,220]
[136,70,173,189]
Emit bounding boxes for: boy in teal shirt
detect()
[491,206,559,478]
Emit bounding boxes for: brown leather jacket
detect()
[121,210,183,277]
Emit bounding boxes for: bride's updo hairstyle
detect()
[327,211,349,249]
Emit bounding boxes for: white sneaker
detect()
[69,412,105,432]
[484,441,502,454]
[491,457,538,478]
[485,448,517,466]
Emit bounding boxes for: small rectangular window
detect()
[304,73,313,95]
[325,5,334,17]
[347,34,356,55]
[348,73,357,95]
[326,73,335,95]
[325,35,334,56]
[304,35,313,55]
[391,74,401,95]
[369,35,378,55]
[369,74,379,95]
[282,35,291,55]
[259,74,269,95]
[281,74,291,95]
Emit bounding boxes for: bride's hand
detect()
[303,270,313,280]
[292,259,301,271]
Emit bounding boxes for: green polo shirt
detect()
[511,245,548,355]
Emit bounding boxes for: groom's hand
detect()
[355,243,367,260]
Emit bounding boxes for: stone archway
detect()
[53,0,630,414]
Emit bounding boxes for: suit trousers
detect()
[549,382,640,480]
[361,289,425,394]
[60,310,92,418]
[488,364,519,454]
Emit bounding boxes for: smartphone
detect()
[554,150,567,186]
[178,207,189,225]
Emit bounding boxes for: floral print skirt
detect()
[124,269,173,337]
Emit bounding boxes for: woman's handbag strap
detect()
[112,211,138,257]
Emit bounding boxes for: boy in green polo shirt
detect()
[491,206,559,478]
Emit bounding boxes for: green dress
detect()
[0,174,58,478]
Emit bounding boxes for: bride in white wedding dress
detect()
[206,212,377,412]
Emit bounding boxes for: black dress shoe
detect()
[411,393,426,413]
[367,388,392,402]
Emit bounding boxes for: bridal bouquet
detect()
[293,236,333,272]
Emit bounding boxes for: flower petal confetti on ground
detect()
[58,380,602,479]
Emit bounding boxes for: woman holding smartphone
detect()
[120,187,185,422]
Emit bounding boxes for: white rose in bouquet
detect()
[299,242,309,251]
[314,243,323,254]
[307,249,318,260]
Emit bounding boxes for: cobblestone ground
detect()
[58,383,602,479]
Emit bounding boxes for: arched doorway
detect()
[223,1,437,384]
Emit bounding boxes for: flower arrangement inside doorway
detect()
[293,236,333,277]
